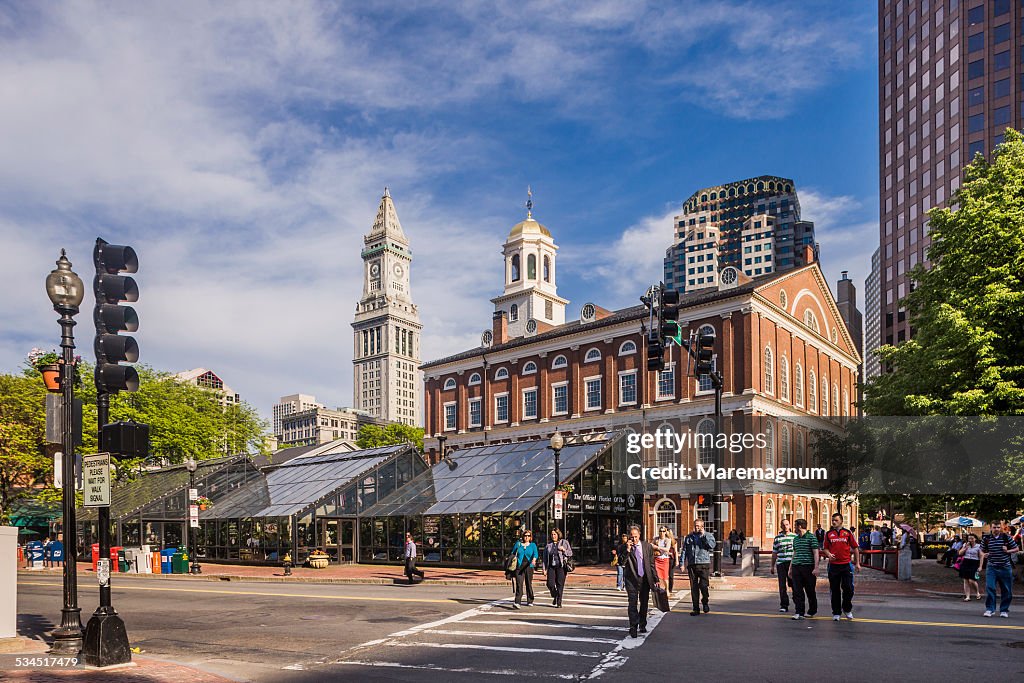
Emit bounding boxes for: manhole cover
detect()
[1006,641,1024,649]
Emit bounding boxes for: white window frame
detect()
[509,304,519,322]
[522,361,538,375]
[468,372,482,386]
[468,397,482,427]
[618,340,637,356]
[656,424,675,466]
[522,388,538,420]
[551,354,568,369]
[764,419,775,468]
[443,401,457,432]
[494,392,510,424]
[657,364,675,400]
[808,370,817,413]
[696,418,715,465]
[551,381,569,416]
[584,348,602,363]
[795,363,804,407]
[494,367,509,380]
[618,370,638,406]
[780,355,790,402]
[443,378,457,391]
[584,376,602,411]
[764,346,774,395]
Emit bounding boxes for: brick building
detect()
[421,211,861,547]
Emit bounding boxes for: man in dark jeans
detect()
[789,518,820,620]
[822,512,861,621]
[404,533,425,584]
[770,518,797,612]
[682,518,716,616]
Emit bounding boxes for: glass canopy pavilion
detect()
[359,431,642,567]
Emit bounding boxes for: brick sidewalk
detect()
[1,655,237,682]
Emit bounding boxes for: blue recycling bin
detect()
[160,548,178,574]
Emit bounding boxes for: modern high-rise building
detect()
[877,0,1021,350]
[352,189,422,426]
[663,175,817,292]
[864,248,882,380]
[272,394,323,437]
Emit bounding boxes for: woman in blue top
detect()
[511,529,539,609]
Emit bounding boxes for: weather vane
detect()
[526,185,533,218]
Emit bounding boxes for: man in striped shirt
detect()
[982,520,1020,618]
[788,518,820,620]
[770,518,797,613]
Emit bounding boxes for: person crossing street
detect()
[404,533,425,584]
[682,518,716,616]
[789,518,819,620]
[770,518,797,613]
[617,524,661,638]
[822,512,861,621]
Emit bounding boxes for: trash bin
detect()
[130,546,152,574]
[110,546,122,573]
[92,543,100,572]
[171,550,188,574]
[161,548,177,574]
[117,548,129,572]
[152,550,163,574]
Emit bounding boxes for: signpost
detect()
[553,490,564,520]
[82,453,111,508]
[189,504,199,529]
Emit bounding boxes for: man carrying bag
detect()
[617,524,662,638]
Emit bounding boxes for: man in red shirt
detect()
[822,512,861,621]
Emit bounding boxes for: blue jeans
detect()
[616,564,624,589]
[986,565,1013,613]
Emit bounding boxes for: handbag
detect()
[564,556,576,573]
[505,543,519,572]
[652,584,670,613]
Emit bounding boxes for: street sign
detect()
[716,501,730,523]
[83,452,111,507]
[189,504,199,528]
[54,452,62,489]
[553,491,564,520]
[45,394,82,446]
[188,488,198,501]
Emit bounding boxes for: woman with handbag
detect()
[541,528,573,608]
[510,529,539,609]
[958,533,983,601]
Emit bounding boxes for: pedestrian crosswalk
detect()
[329,587,682,680]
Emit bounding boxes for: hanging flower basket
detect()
[40,365,61,392]
[28,348,62,392]
[555,483,575,496]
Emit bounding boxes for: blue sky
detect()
[0,1,879,420]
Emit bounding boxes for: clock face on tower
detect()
[370,262,380,278]
[393,263,405,278]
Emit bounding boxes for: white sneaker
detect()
[983,610,994,617]
[832,615,841,621]
[791,614,804,620]
[844,612,854,620]
[999,612,1009,618]
[779,607,787,613]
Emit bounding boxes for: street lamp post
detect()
[549,430,564,523]
[185,458,201,574]
[45,250,85,656]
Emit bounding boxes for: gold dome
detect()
[508,217,551,238]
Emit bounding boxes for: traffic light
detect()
[647,334,664,372]
[694,328,715,376]
[660,288,681,345]
[93,238,140,394]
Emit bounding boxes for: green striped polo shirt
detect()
[773,531,797,564]
[791,531,820,565]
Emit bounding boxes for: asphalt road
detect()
[15,575,1024,682]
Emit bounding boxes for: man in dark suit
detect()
[617,523,661,638]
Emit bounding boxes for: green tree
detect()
[864,129,1024,416]
[356,423,424,451]
[0,373,50,523]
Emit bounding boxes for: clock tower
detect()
[352,188,422,426]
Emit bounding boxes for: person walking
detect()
[815,524,826,548]
[982,520,1020,618]
[789,518,820,620]
[540,528,572,608]
[869,525,884,569]
[668,531,679,597]
[612,532,628,591]
[510,529,539,609]
[617,524,660,638]
[958,533,983,601]
[822,512,861,621]
[404,533,425,584]
[770,518,797,613]
[654,527,672,587]
[728,528,742,565]
[682,518,716,616]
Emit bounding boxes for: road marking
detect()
[585,592,686,679]
[467,619,627,631]
[708,610,1024,631]
[428,629,621,644]
[19,580,474,606]
[390,641,603,657]
[338,660,578,679]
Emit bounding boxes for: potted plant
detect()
[307,549,330,569]
[555,483,575,496]
[27,348,61,391]
[193,496,213,511]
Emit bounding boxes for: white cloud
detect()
[799,189,878,296]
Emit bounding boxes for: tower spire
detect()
[525,185,533,219]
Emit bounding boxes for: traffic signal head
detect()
[647,335,664,372]
[694,328,715,376]
[94,238,140,395]
[659,288,682,344]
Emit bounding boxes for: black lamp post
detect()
[549,430,565,518]
[45,250,85,656]
[185,458,201,574]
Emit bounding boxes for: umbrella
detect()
[944,516,984,528]
[898,523,917,538]
[1012,514,1024,526]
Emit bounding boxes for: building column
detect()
[604,351,616,413]
[570,346,581,418]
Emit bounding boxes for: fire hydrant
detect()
[282,552,293,576]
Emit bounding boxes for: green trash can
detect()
[171,550,189,574]
[118,548,130,572]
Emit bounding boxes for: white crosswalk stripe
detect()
[328,587,685,680]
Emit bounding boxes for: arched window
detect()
[803,309,820,333]
[821,377,829,415]
[551,355,568,369]
[619,340,637,356]
[584,348,602,363]
[781,501,791,525]
[765,499,776,540]
[655,499,679,538]
[509,304,519,322]
[808,370,817,412]
[764,420,775,468]
[494,367,509,380]
[656,424,675,466]
[764,346,774,395]
[796,430,806,466]
[795,363,804,407]
[511,254,521,282]
[781,424,791,468]
[843,389,850,417]
[468,373,481,386]
[796,501,805,521]
[522,361,537,375]
[780,356,790,401]
[543,255,551,282]
[527,254,537,280]
[833,384,840,417]
[443,378,457,390]
[697,418,715,465]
